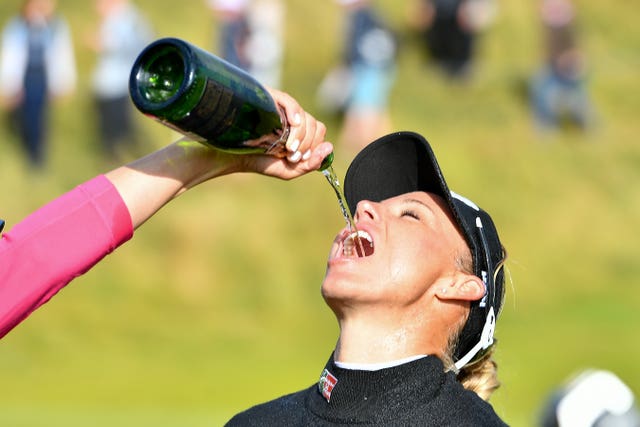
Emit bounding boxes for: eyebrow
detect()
[401,197,434,213]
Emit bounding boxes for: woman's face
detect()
[323,191,469,311]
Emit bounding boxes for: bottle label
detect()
[174,77,288,156]
[174,78,235,140]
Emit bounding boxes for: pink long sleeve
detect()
[0,175,133,339]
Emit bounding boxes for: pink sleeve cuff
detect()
[0,174,134,338]
[76,174,134,248]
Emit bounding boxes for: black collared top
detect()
[226,353,508,426]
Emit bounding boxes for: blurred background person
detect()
[530,0,594,133]
[206,0,251,71]
[539,369,640,427]
[243,0,285,88]
[410,0,497,80]
[207,0,284,88]
[0,0,76,170]
[88,0,153,163]
[318,0,397,153]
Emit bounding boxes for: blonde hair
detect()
[442,331,501,401]
[457,346,501,401]
[444,248,506,402]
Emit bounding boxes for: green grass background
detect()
[0,0,638,426]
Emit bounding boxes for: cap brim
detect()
[344,132,451,214]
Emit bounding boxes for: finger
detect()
[297,141,333,172]
[303,119,327,162]
[253,141,333,180]
[271,88,302,127]
[293,112,328,165]
[296,112,317,155]
[287,112,307,160]
[266,87,304,157]
[288,114,314,163]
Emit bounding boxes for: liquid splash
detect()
[322,165,364,257]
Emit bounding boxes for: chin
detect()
[321,276,356,305]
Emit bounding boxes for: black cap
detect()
[344,131,505,369]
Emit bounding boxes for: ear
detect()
[436,273,485,302]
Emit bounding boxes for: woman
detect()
[227,131,508,425]
[89,0,153,160]
[0,0,76,168]
[0,88,332,339]
[336,0,397,151]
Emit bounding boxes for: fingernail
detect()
[294,113,301,125]
[289,151,302,162]
[302,149,311,160]
[289,139,300,153]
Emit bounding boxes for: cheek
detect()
[392,225,458,288]
[385,243,436,299]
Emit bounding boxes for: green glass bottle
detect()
[129,37,333,169]
[129,37,288,155]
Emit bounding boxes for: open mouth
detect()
[343,230,374,257]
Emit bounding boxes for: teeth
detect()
[343,230,373,257]
[350,230,372,244]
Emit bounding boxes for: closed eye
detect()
[401,209,421,220]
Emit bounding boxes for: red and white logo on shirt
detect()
[318,369,338,402]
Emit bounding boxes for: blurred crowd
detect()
[0,0,153,169]
[0,0,596,170]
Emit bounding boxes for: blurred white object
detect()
[543,369,640,427]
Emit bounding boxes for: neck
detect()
[333,310,446,364]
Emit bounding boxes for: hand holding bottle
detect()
[242,87,333,179]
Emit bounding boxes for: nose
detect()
[353,200,379,223]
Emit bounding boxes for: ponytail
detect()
[456,345,501,401]
[442,329,501,402]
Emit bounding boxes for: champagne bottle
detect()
[129,37,333,169]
